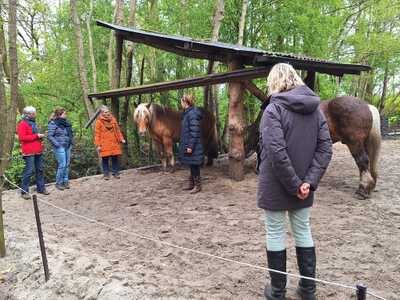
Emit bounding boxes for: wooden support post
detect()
[228,59,246,181]
[304,71,316,91]
[112,34,123,120]
[32,195,50,281]
[356,284,367,300]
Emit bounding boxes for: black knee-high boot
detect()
[264,249,287,300]
[296,247,316,300]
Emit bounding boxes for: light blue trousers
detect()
[264,208,314,251]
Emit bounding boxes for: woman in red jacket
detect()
[17,106,50,199]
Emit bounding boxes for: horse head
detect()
[134,103,152,136]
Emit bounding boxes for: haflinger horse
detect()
[134,103,218,171]
[255,96,381,199]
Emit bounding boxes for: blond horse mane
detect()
[134,103,151,124]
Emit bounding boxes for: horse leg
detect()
[347,142,375,199]
[155,142,167,171]
[163,137,175,173]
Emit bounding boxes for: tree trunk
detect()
[228,59,245,181]
[379,62,389,114]
[0,0,19,257]
[110,0,124,120]
[238,0,248,45]
[0,16,25,112]
[86,0,97,93]
[204,0,224,151]
[204,0,224,108]
[111,35,123,119]
[120,0,137,168]
[70,0,95,118]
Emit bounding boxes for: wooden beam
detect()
[243,80,268,102]
[89,66,271,100]
[228,59,246,181]
[254,56,370,76]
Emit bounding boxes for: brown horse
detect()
[320,96,381,199]
[254,96,381,199]
[133,103,218,170]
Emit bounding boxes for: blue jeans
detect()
[102,155,119,176]
[264,208,314,251]
[22,154,45,194]
[53,146,71,185]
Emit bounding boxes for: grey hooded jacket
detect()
[257,85,333,211]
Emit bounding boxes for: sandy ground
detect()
[0,140,399,300]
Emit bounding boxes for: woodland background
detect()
[1,0,400,185]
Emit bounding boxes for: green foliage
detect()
[5,0,400,182]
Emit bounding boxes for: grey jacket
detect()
[257,85,332,211]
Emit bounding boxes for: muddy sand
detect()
[0,140,399,300]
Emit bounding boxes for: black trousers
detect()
[190,165,200,177]
[102,155,120,175]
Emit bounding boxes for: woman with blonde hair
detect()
[257,63,332,300]
[95,106,126,180]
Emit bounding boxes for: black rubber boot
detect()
[264,249,286,300]
[182,176,194,191]
[296,247,316,300]
[190,176,201,194]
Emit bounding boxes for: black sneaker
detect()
[103,174,110,180]
[38,189,50,195]
[63,182,70,189]
[112,174,120,179]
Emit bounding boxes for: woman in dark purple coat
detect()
[258,63,332,300]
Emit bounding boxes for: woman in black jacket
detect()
[179,94,204,194]
[258,63,332,300]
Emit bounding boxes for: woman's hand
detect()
[297,183,310,200]
[186,148,192,154]
[121,139,126,144]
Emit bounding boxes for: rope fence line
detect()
[2,174,387,300]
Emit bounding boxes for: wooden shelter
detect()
[89,20,371,181]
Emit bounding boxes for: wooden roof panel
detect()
[97,20,371,76]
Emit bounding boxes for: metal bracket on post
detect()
[32,195,50,282]
[356,283,367,300]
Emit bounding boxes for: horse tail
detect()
[366,104,381,187]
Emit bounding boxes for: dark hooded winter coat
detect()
[179,106,204,166]
[257,85,333,211]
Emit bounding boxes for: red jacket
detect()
[16,119,44,156]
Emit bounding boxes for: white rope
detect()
[2,175,387,300]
